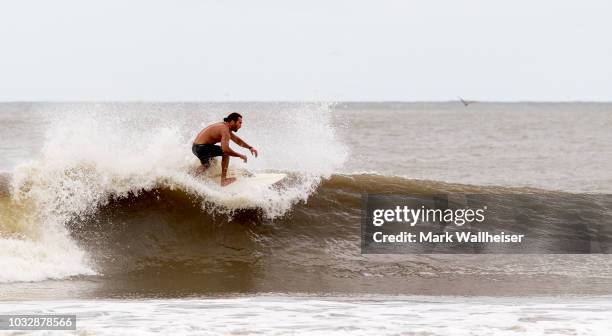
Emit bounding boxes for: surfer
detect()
[192,112,258,186]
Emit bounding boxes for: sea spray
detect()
[0,102,347,282]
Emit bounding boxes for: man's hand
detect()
[240,154,248,163]
[249,147,258,157]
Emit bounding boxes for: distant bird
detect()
[458,97,476,106]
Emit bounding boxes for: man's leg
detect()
[220,154,236,186]
[195,161,209,175]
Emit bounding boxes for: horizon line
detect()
[1,100,612,104]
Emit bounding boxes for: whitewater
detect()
[1,102,347,283]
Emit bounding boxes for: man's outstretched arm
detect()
[230,133,251,148]
[221,131,245,159]
[231,133,258,157]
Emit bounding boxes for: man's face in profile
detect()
[230,117,242,132]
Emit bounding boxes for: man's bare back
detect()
[193,122,228,145]
[191,113,258,186]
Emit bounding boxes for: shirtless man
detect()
[192,112,258,186]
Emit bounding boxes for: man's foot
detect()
[221,177,237,186]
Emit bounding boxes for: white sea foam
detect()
[1,296,611,335]
[0,103,347,283]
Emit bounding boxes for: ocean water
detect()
[1,102,611,334]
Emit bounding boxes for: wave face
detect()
[4,171,612,296]
[0,103,347,283]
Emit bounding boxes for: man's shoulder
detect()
[211,123,230,136]
[208,123,227,131]
[219,123,230,132]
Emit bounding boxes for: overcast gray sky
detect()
[1,0,610,101]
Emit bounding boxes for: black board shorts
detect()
[192,143,224,165]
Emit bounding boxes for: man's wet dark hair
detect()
[223,112,242,123]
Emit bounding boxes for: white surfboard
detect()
[191,159,286,192]
[220,173,286,192]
